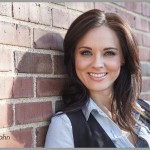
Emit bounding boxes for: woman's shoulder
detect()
[51,112,72,126]
[137,99,150,129]
[138,99,150,112]
[143,99,150,105]
[44,112,74,148]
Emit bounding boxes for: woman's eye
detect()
[80,50,92,56]
[104,51,115,56]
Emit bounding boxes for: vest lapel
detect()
[87,113,116,147]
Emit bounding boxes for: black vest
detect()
[67,110,116,147]
[66,99,150,148]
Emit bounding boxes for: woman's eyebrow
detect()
[78,46,118,51]
[104,47,118,51]
[78,46,92,50]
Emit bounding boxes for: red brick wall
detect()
[0,2,149,148]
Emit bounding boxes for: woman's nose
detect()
[92,55,104,68]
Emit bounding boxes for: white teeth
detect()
[89,73,106,78]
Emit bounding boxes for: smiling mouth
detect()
[88,72,107,78]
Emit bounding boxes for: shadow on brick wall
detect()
[33,29,64,51]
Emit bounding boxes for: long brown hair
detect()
[62,9,142,135]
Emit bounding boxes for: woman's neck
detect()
[90,90,113,117]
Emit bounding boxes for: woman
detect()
[44,9,150,148]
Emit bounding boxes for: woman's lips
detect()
[88,72,107,81]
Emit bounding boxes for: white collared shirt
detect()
[44,98,150,148]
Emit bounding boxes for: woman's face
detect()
[75,25,124,96]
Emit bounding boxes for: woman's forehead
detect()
[75,25,121,51]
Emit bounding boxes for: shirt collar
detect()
[82,97,145,121]
[82,97,106,121]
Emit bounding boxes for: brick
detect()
[113,2,142,14]
[0,128,33,148]
[124,2,142,14]
[139,47,150,61]
[36,78,66,97]
[0,77,13,99]
[52,2,65,6]
[33,28,64,50]
[134,31,143,46]
[13,3,51,26]
[15,102,52,125]
[0,22,31,47]
[29,3,51,25]
[140,94,150,101]
[13,77,33,98]
[36,125,49,147]
[83,2,94,11]
[135,17,149,32]
[0,3,12,17]
[112,2,125,7]
[142,79,150,93]
[15,51,52,74]
[52,8,79,29]
[54,55,66,74]
[13,3,30,21]
[0,104,13,128]
[95,2,106,11]
[141,63,150,76]
[0,48,12,72]
[65,2,94,12]
[143,34,150,47]
[142,2,150,17]
[95,2,116,13]
[116,9,135,27]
